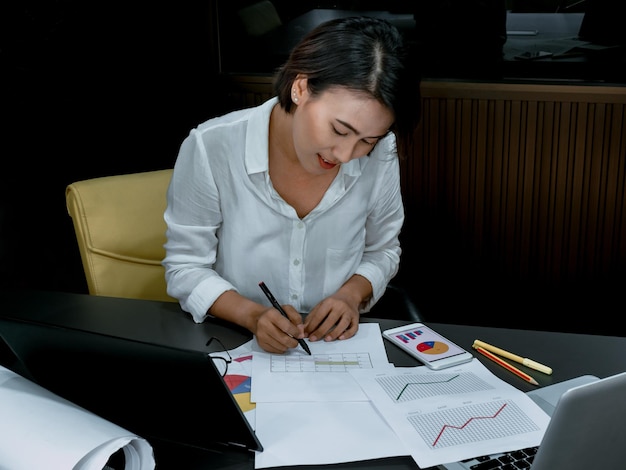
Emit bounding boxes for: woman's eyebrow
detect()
[336,119,388,139]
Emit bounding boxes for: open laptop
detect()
[0,315,263,454]
[439,371,626,470]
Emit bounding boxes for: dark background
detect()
[2,1,225,295]
[1,1,624,336]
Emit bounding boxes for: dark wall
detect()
[1,1,227,294]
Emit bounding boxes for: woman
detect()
[163,16,421,353]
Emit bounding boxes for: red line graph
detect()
[432,403,508,446]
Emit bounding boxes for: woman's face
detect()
[290,78,394,175]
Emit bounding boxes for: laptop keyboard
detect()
[462,446,538,469]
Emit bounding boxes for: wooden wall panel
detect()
[404,82,626,288]
[222,74,274,110]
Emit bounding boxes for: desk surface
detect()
[2,290,626,470]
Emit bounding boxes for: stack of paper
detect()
[250,323,408,469]
[235,323,551,469]
[0,365,155,470]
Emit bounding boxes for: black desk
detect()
[221,8,625,83]
[2,290,626,470]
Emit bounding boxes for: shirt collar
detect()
[245,97,277,175]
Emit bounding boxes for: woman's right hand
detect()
[253,304,306,354]
[208,290,305,354]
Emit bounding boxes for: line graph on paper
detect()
[270,352,373,372]
[375,372,493,402]
[409,400,540,448]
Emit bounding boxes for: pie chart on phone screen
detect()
[417,341,449,355]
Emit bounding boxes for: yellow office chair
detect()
[65,169,177,302]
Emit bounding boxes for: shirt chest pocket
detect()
[322,236,364,295]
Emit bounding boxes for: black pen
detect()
[258,281,311,355]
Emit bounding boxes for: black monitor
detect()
[578,0,626,46]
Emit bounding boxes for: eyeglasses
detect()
[206,336,232,377]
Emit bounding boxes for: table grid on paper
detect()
[270,353,373,372]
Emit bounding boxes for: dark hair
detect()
[273,16,421,158]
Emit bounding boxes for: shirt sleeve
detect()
[162,128,236,323]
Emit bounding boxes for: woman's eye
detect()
[332,126,347,136]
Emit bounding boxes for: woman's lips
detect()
[318,154,337,170]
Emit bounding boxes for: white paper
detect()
[253,401,409,469]
[220,339,407,469]
[250,323,392,402]
[0,365,155,470]
[249,323,407,469]
[349,359,551,469]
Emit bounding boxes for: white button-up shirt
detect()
[163,97,404,323]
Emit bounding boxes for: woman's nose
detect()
[332,140,360,163]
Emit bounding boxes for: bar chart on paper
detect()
[270,353,373,372]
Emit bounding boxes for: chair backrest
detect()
[65,169,177,302]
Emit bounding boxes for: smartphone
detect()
[382,322,474,370]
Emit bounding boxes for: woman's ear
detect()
[291,76,308,104]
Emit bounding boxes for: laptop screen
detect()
[0,316,263,453]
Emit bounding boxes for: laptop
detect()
[439,371,626,470]
[0,315,263,454]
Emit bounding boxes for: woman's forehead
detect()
[313,88,394,135]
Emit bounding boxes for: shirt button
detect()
[291,294,298,301]
[297,221,304,229]
[293,259,300,266]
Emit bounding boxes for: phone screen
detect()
[386,324,469,365]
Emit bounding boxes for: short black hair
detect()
[273,16,421,158]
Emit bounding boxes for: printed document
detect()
[349,359,551,468]
[251,323,410,469]
[0,365,155,470]
[250,323,392,402]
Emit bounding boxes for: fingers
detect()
[281,304,305,329]
[305,302,359,343]
[256,300,359,352]
[258,330,299,353]
[256,307,305,354]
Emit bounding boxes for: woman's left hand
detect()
[303,294,359,342]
